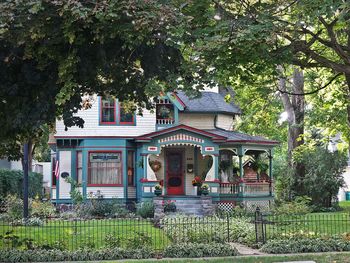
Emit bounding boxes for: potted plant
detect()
[164,200,176,213]
[201,184,209,195]
[154,184,162,196]
[192,176,202,186]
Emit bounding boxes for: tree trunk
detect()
[278,67,305,197]
[344,74,350,159]
[21,138,33,172]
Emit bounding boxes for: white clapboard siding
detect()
[185,146,197,196]
[51,188,56,199]
[179,113,215,129]
[86,187,124,198]
[128,187,136,198]
[216,114,234,131]
[55,95,156,137]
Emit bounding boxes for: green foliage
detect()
[3,195,32,220]
[64,177,83,205]
[261,237,350,254]
[136,201,154,219]
[293,143,348,207]
[163,242,238,258]
[0,169,43,202]
[161,215,255,245]
[273,196,312,215]
[31,199,56,219]
[0,231,35,250]
[124,232,152,249]
[76,199,130,218]
[10,217,43,227]
[104,233,121,248]
[0,248,156,262]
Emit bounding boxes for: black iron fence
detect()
[1,210,350,251]
[255,208,350,243]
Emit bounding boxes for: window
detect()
[119,103,134,125]
[100,97,116,124]
[127,151,135,186]
[52,157,57,187]
[88,152,122,186]
[156,98,174,125]
[76,151,82,184]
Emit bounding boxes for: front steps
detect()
[153,196,215,220]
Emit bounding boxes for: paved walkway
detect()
[230,242,267,256]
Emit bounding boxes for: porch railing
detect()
[219,181,273,197]
[156,118,174,125]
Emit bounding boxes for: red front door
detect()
[166,151,184,195]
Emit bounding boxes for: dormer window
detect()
[100,97,116,124]
[156,98,174,125]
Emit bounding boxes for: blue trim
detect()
[55,151,59,201]
[82,150,87,199]
[123,149,128,201]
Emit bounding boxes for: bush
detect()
[76,199,130,218]
[0,169,43,202]
[161,215,255,245]
[31,199,56,218]
[136,201,154,218]
[3,195,32,220]
[261,237,350,254]
[104,233,121,248]
[272,196,312,215]
[10,217,43,227]
[124,231,152,249]
[163,242,238,258]
[0,248,156,262]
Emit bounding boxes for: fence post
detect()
[226,213,230,242]
[254,206,266,244]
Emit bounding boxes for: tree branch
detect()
[277,73,342,96]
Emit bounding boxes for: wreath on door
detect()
[150,160,162,172]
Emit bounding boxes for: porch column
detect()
[214,154,219,180]
[238,155,243,179]
[269,151,273,196]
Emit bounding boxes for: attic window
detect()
[156,99,174,125]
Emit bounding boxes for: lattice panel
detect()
[217,202,236,213]
[244,200,271,212]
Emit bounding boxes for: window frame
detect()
[127,150,135,186]
[118,102,135,125]
[100,97,117,125]
[87,150,123,187]
[76,151,83,185]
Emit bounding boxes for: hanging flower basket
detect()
[150,160,162,172]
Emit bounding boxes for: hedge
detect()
[163,243,238,258]
[261,238,350,254]
[0,169,43,201]
[0,248,155,262]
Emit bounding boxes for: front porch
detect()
[135,125,277,211]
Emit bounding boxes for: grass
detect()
[265,212,350,238]
[340,201,350,213]
[0,218,170,250]
[120,253,350,263]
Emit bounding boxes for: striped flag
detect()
[54,159,60,178]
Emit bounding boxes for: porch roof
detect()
[135,124,227,143]
[205,129,279,145]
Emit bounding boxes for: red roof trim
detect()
[135,124,227,142]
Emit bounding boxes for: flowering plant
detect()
[192,176,202,186]
[155,184,162,190]
[201,184,209,190]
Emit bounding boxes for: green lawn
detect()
[340,201,350,213]
[265,212,350,238]
[0,219,170,250]
[119,253,350,263]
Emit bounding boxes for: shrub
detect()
[136,201,154,218]
[272,196,312,215]
[10,217,43,227]
[124,232,152,249]
[0,248,156,262]
[0,169,43,202]
[163,242,238,258]
[161,215,255,245]
[75,199,129,218]
[3,195,32,220]
[31,199,56,219]
[104,233,121,248]
[261,237,350,254]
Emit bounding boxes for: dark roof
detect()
[176,91,241,115]
[205,129,279,145]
